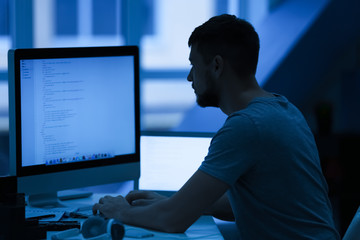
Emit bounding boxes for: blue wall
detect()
[263,0,360,133]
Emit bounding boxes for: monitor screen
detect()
[139,132,213,195]
[8,46,140,207]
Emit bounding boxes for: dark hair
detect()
[188,14,260,77]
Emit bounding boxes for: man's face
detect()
[187,45,220,108]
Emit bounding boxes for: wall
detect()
[263,0,360,135]
[302,39,360,134]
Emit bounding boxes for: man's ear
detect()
[212,55,224,79]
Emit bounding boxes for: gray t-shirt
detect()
[199,95,340,239]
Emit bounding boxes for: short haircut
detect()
[188,14,260,77]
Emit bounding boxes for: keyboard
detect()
[26,205,93,221]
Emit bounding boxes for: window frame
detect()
[3,0,279,81]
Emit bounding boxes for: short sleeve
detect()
[199,113,261,186]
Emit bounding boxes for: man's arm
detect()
[126,189,235,221]
[205,193,235,221]
[93,170,229,233]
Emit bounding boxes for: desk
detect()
[45,193,224,240]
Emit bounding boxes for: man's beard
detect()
[196,76,220,108]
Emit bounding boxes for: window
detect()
[141,0,214,69]
[0,0,9,132]
[33,0,124,48]
[0,0,10,72]
[4,0,287,133]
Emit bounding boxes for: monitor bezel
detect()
[10,46,140,178]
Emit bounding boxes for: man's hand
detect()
[125,190,167,206]
[92,195,130,220]
[92,191,167,220]
[92,170,229,233]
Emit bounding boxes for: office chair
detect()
[343,206,360,240]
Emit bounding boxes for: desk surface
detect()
[45,193,224,240]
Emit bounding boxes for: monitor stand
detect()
[28,192,66,208]
[28,191,93,208]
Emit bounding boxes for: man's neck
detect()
[219,82,273,116]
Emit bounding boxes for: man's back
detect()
[200,95,340,239]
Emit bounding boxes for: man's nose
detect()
[187,68,193,82]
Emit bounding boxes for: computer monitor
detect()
[139,132,214,196]
[8,46,140,207]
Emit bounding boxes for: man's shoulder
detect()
[212,112,260,146]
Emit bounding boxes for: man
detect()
[93,14,340,239]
